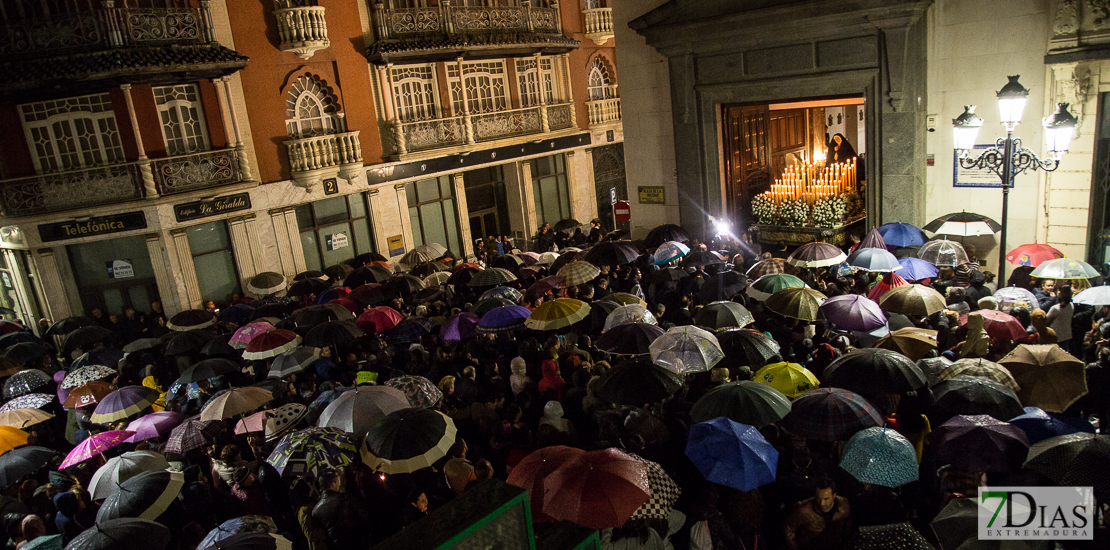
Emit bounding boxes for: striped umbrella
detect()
[90,385,160,424]
[242,330,301,360]
[867,271,909,302]
[787,242,846,268]
[746,274,806,302]
[361,408,457,474]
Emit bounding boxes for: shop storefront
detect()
[296,194,377,272]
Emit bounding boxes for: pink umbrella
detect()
[867,272,908,302]
[356,306,404,333]
[819,295,887,332]
[126,411,186,443]
[234,409,270,435]
[60,430,135,469]
[229,322,274,350]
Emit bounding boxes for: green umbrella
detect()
[690,381,791,428]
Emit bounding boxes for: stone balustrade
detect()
[583,7,613,45]
[274,5,329,59]
[285,131,363,189]
[586,98,621,126]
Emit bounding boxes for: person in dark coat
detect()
[536,224,555,252]
[311,469,373,550]
[588,220,603,244]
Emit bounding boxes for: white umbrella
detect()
[317,386,410,437]
[1074,285,1110,306]
[88,451,169,501]
[649,325,725,374]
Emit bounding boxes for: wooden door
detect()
[724,105,771,223]
[769,108,808,177]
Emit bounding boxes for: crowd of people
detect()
[0,221,1106,550]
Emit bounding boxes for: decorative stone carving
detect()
[1087,0,1110,29]
[1055,0,1080,36]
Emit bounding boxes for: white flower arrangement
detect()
[780,198,810,227]
[813,195,848,228]
[752,193,778,225]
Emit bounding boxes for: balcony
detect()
[0,5,213,56]
[274,5,329,60]
[367,2,578,64]
[0,163,146,217]
[152,148,249,196]
[583,7,613,45]
[390,103,576,158]
[586,98,621,126]
[284,131,364,190]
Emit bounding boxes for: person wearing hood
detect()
[509,357,532,396]
[537,360,566,402]
[539,401,574,435]
[1030,309,1057,344]
[53,491,94,544]
[954,312,990,359]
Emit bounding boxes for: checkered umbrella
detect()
[2,370,52,400]
[165,417,224,454]
[267,427,359,478]
[61,365,117,390]
[936,358,1020,391]
[556,261,601,287]
[787,242,846,268]
[627,453,681,521]
[782,388,883,442]
[469,267,517,287]
[840,427,918,487]
[384,317,434,344]
[746,258,790,279]
[384,375,442,409]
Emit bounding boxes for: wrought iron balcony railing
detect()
[152,148,247,196]
[373,2,560,40]
[390,102,576,157]
[0,162,146,217]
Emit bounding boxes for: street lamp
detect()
[951,75,1077,284]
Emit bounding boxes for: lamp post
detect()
[952,75,1078,285]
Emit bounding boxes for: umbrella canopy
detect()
[874,327,938,361]
[582,242,640,266]
[0,408,51,430]
[198,516,280,549]
[2,370,52,400]
[61,365,117,390]
[700,270,748,302]
[786,242,846,268]
[477,305,532,333]
[165,417,224,454]
[993,286,1041,312]
[820,294,886,332]
[267,347,320,379]
[715,329,780,368]
[524,276,564,302]
[424,271,452,288]
[932,414,1030,473]
[690,380,791,427]
[66,518,170,550]
[0,393,53,413]
[999,344,1087,413]
[439,312,480,342]
[63,380,114,409]
[361,408,456,474]
[178,358,239,384]
[383,317,433,345]
[199,387,273,421]
[60,430,134,469]
[479,286,523,303]
[0,446,54,490]
[1029,257,1100,280]
[355,306,404,333]
[840,427,918,487]
[542,448,651,530]
[246,272,287,296]
[825,348,927,396]
[242,330,301,360]
[918,239,970,268]
[895,257,939,281]
[384,375,442,409]
[3,342,48,365]
[878,283,947,316]
[506,446,585,522]
[62,326,114,356]
[653,241,691,265]
[603,304,657,332]
[959,310,1027,341]
[754,362,819,397]
[525,299,590,331]
[937,358,1020,391]
[649,325,724,374]
[694,301,754,331]
[229,322,275,350]
[596,322,665,355]
[1023,433,1110,494]
[198,533,291,550]
[90,385,159,424]
[303,320,364,348]
[850,522,933,550]
[164,330,217,355]
[88,451,170,501]
[643,224,690,248]
[746,257,791,278]
[1074,285,1110,306]
[344,266,392,287]
[167,310,217,331]
[267,427,359,477]
[200,335,240,358]
[556,261,600,287]
[857,227,887,249]
[0,426,28,456]
[866,271,909,302]
[783,388,883,442]
[933,375,1024,421]
[878,222,928,247]
[289,304,354,326]
[924,212,1002,236]
[686,417,778,492]
[627,452,682,521]
[96,469,183,522]
[847,247,902,272]
[605,292,649,307]
[44,316,95,339]
[317,386,409,437]
[287,278,331,298]
[1009,407,1094,444]
[595,357,684,406]
[1007,243,1064,267]
[470,267,517,287]
[382,274,427,296]
[126,411,186,443]
[765,287,826,321]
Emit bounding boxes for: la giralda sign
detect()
[173,192,252,222]
[39,211,148,243]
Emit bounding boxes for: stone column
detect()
[451,173,474,260]
[33,249,72,320]
[282,209,307,273]
[170,229,203,308]
[217,77,253,181]
[269,208,298,277]
[226,216,258,283]
[395,183,416,252]
[121,84,158,198]
[242,214,270,276]
[520,161,538,240]
[144,233,183,317]
[211,77,238,146]
[457,57,475,144]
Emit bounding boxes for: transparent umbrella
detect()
[603,304,658,332]
[649,325,724,374]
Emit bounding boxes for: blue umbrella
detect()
[685,417,778,492]
[878,222,928,247]
[896,257,939,281]
[219,304,255,325]
[315,287,350,305]
[1009,406,1095,444]
[477,305,532,334]
[480,286,524,303]
[840,426,918,487]
[199,515,278,548]
[384,317,434,344]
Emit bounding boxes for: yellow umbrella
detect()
[754,362,819,398]
[875,327,938,361]
[878,284,946,316]
[0,426,29,456]
[0,409,52,430]
[524,298,591,331]
[765,287,827,321]
[604,293,648,307]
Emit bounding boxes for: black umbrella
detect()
[347,252,389,268]
[651,267,688,283]
[596,322,665,355]
[643,224,690,249]
[891,246,921,259]
[446,266,481,287]
[293,270,327,281]
[595,357,684,406]
[589,299,620,332]
[553,218,581,232]
[44,316,94,339]
[163,330,216,356]
[362,408,457,474]
[199,533,288,550]
[824,348,927,396]
[167,310,217,332]
[682,250,724,268]
[470,268,517,288]
[96,470,184,522]
[690,380,792,427]
[383,317,434,345]
[199,335,239,358]
[4,342,48,364]
[923,211,1002,237]
[383,274,426,296]
[0,332,41,350]
[249,302,295,321]
[178,359,239,384]
[63,326,113,355]
[1024,433,1110,494]
[700,271,748,302]
[849,522,932,550]
[303,321,364,348]
[715,329,780,368]
[409,262,445,279]
[289,304,353,328]
[549,250,585,274]
[932,375,1024,422]
[67,518,171,550]
[0,446,54,490]
[122,338,162,354]
[344,266,393,287]
[71,348,125,371]
[2,369,52,400]
[582,242,639,266]
[603,229,629,241]
[493,255,525,270]
[286,278,331,298]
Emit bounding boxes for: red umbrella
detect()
[958,310,1026,340]
[524,276,564,302]
[328,298,360,315]
[356,306,404,333]
[506,445,584,522]
[0,321,25,335]
[242,330,301,360]
[542,448,651,529]
[1006,243,1064,267]
[867,271,908,302]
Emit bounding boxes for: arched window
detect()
[587,57,616,101]
[285,74,341,138]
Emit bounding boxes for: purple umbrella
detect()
[932,414,1030,472]
[819,294,886,332]
[477,305,532,334]
[125,411,187,443]
[90,386,159,425]
[896,257,939,281]
[439,313,479,341]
